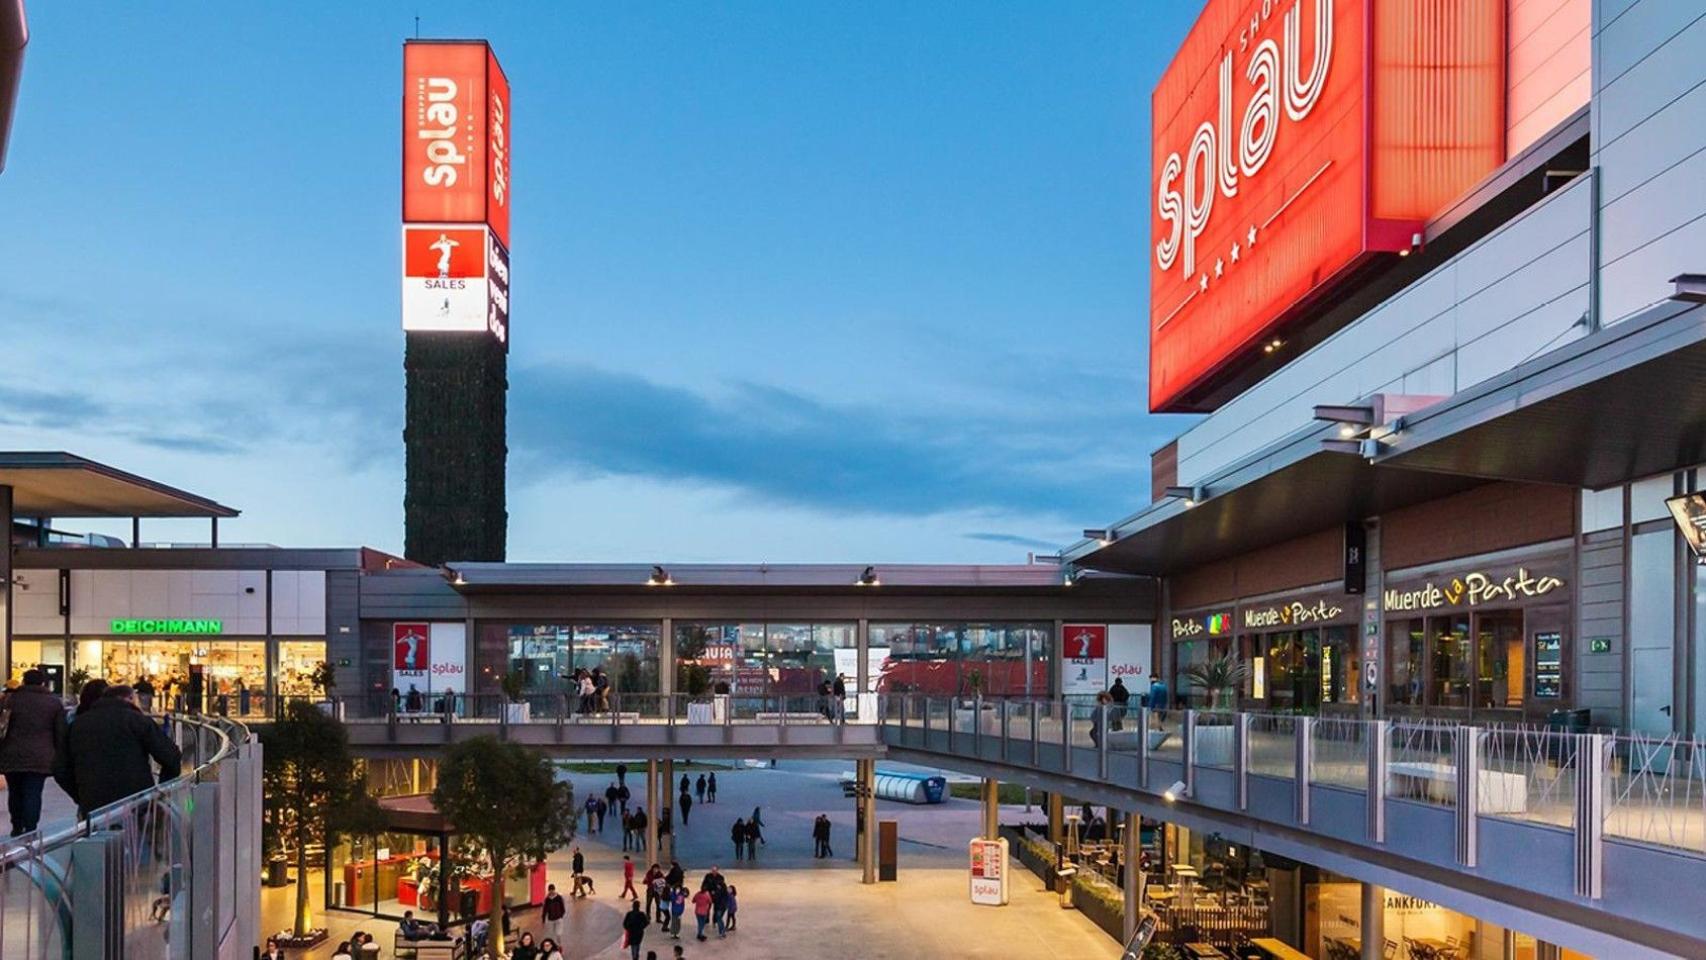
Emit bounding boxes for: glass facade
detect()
[868,622,1050,697]
[672,622,850,697]
[485,622,661,694]
[1385,607,1566,717]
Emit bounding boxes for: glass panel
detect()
[277,640,327,703]
[1386,618,1424,706]
[1474,611,1525,710]
[766,624,832,696]
[1321,625,1358,705]
[96,639,266,711]
[574,624,660,693]
[1430,616,1472,707]
[1630,529,1678,734]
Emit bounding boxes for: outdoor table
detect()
[1183,943,1227,959]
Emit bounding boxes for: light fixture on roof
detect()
[1400,231,1423,257]
[647,565,674,587]
[856,566,880,587]
[1029,553,1064,565]
[1083,528,1113,544]
[1162,779,1189,803]
[1063,565,1087,587]
[1262,337,1284,354]
[1671,273,1706,303]
[1162,485,1204,507]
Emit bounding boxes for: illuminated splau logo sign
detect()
[1155,0,1334,277]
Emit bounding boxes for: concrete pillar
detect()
[659,618,674,699]
[1047,791,1064,846]
[981,777,999,840]
[1360,882,1384,960]
[645,760,659,859]
[1123,810,1143,942]
[860,759,877,884]
[661,757,675,861]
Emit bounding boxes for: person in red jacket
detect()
[621,853,638,898]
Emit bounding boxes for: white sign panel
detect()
[969,837,1009,906]
[1107,624,1153,692]
[833,647,891,692]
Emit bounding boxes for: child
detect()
[670,885,687,940]
[725,885,738,932]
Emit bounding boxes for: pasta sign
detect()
[1148,0,1505,412]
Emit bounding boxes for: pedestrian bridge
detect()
[877,697,1706,960]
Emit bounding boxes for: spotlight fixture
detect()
[1083,528,1113,543]
[1162,779,1188,803]
[1671,274,1706,304]
[1062,565,1081,587]
[1030,553,1064,565]
[1162,485,1204,507]
[647,565,674,587]
[856,566,880,587]
[1262,337,1284,354]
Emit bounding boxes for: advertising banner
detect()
[393,621,467,694]
[1148,0,1504,412]
[1062,624,1108,696]
[969,837,1010,906]
[393,622,430,672]
[403,41,510,246]
[402,225,488,332]
[1107,624,1153,691]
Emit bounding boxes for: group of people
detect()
[572,667,613,715]
[814,673,850,722]
[392,684,459,718]
[536,854,738,960]
[0,671,183,836]
[728,807,766,860]
[1087,676,1134,747]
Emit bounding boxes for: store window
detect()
[1387,619,1425,706]
[673,621,855,698]
[483,623,662,696]
[1429,616,1472,708]
[869,622,1051,697]
[1474,611,1524,710]
[1321,625,1358,706]
[278,640,329,699]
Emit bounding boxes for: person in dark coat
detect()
[0,669,69,835]
[622,900,648,960]
[54,684,182,817]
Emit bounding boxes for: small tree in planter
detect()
[432,737,575,957]
[500,670,530,723]
[309,660,341,717]
[260,700,385,943]
[1179,654,1249,711]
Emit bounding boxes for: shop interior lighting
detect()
[856,566,880,587]
[647,565,674,587]
[1162,780,1189,803]
[1262,338,1284,354]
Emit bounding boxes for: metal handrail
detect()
[0,710,248,869]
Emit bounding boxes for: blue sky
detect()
[0,1,1200,561]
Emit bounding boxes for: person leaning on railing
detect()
[52,683,183,818]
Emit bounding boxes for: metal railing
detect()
[0,711,259,960]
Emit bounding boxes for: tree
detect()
[259,700,385,938]
[433,737,576,957]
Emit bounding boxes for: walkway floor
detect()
[262,759,1118,959]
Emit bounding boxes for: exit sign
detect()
[1588,637,1612,654]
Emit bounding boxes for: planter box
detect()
[315,700,344,720]
[504,702,531,724]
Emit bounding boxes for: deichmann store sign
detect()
[1383,565,1566,613]
[111,618,223,635]
[1148,0,1505,412]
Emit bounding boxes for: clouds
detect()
[509,361,1153,522]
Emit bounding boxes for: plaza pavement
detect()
[257,758,1117,959]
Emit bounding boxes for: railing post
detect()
[1456,727,1483,867]
[1030,700,1041,767]
[1367,719,1390,843]
[1099,703,1110,780]
[948,697,957,754]
[1574,733,1607,899]
[974,693,983,757]
[499,695,510,738]
[1000,697,1011,760]
[1061,698,1071,774]
[1138,706,1151,790]
[1295,716,1315,826]
[1235,713,1252,811]
[70,832,123,959]
[188,780,222,959]
[1183,709,1198,797]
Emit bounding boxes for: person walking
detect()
[605,781,621,818]
[621,810,634,852]
[749,806,765,845]
[54,684,182,818]
[679,773,690,795]
[631,805,649,851]
[540,883,567,944]
[585,794,599,833]
[0,669,68,836]
[643,862,665,923]
[725,885,739,933]
[691,887,712,942]
[706,772,717,803]
[570,847,595,897]
[1088,691,1111,748]
[678,788,693,826]
[616,762,629,788]
[694,774,706,805]
[666,859,684,889]
[668,884,686,940]
[621,854,638,899]
[832,673,848,723]
[618,781,632,816]
[595,796,608,833]
[730,818,746,861]
[743,818,761,862]
[623,899,648,960]
[1109,677,1130,730]
[710,882,728,940]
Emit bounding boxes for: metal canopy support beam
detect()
[210,515,219,548]
[131,515,140,548]
[981,777,999,840]
[1122,810,1142,942]
[0,484,11,683]
[861,759,877,883]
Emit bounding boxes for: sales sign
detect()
[394,622,430,672]
[1148,0,1505,412]
[1062,624,1108,696]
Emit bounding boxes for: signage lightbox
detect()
[111,618,223,635]
[1666,493,1706,561]
[402,41,510,247]
[1062,624,1108,696]
[1148,0,1505,412]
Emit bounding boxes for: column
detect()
[981,777,999,840]
[645,760,659,859]
[855,619,869,718]
[1047,792,1064,846]
[1122,810,1142,942]
[659,618,674,699]
[0,484,11,683]
[1360,882,1384,960]
[860,759,877,884]
[661,757,675,861]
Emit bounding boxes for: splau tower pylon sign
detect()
[401,40,510,565]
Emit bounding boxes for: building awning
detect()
[0,452,239,518]
[1373,299,1706,489]
[443,562,1138,594]
[378,793,455,834]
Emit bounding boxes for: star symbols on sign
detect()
[1199,273,1209,292]
[1230,242,1241,263]
[1247,224,1258,247]
[1214,258,1224,278]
